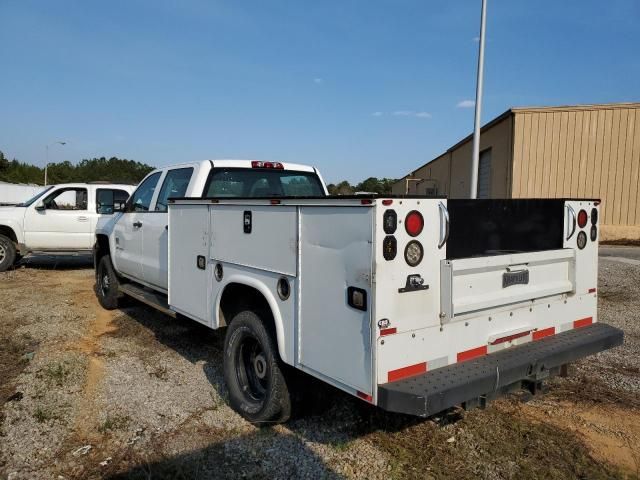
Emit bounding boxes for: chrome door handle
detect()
[133,221,143,228]
[438,201,449,249]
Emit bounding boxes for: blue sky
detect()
[1,0,638,183]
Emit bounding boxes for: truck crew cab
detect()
[94,160,623,424]
[0,182,134,271]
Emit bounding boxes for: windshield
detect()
[203,168,325,198]
[17,186,54,207]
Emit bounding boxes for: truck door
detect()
[113,172,162,281]
[23,186,92,250]
[142,167,194,290]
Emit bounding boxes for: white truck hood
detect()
[0,205,26,221]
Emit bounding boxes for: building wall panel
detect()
[513,104,640,237]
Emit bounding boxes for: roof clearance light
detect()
[251,161,284,169]
[577,209,588,228]
[405,210,424,237]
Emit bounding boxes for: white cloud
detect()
[313,77,323,84]
[371,111,383,117]
[456,99,475,108]
[388,110,432,118]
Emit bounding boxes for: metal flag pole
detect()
[470,0,487,199]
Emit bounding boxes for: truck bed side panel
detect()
[168,204,211,325]
[211,205,297,276]
[298,206,373,395]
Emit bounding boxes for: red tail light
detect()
[405,210,424,237]
[251,161,284,169]
[577,209,588,228]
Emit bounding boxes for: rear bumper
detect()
[377,322,623,417]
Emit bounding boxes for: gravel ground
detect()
[0,254,639,479]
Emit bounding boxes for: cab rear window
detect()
[203,168,324,198]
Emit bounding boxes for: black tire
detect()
[0,234,16,272]
[96,255,122,310]
[224,310,292,424]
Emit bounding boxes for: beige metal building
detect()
[392,102,640,241]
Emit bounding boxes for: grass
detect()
[33,406,61,423]
[366,400,624,480]
[98,413,131,433]
[40,362,71,387]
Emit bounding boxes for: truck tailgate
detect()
[440,249,575,321]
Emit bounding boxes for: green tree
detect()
[0,153,154,185]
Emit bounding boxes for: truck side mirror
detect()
[35,200,45,211]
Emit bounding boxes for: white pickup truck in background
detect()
[94,160,623,424]
[0,182,134,271]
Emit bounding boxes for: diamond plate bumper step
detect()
[378,323,623,417]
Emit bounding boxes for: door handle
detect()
[438,201,449,249]
[133,221,143,228]
[78,216,88,222]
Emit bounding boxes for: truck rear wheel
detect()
[0,234,16,272]
[96,255,122,310]
[224,310,292,424]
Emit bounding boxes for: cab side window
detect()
[96,189,130,214]
[129,172,162,212]
[42,188,88,210]
[155,168,194,212]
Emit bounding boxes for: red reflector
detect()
[382,199,393,206]
[457,346,487,363]
[356,391,373,402]
[380,327,397,336]
[388,362,427,382]
[270,199,281,205]
[405,210,424,237]
[251,161,284,169]
[574,317,593,329]
[577,209,588,228]
[588,288,597,293]
[361,199,373,205]
[533,327,555,341]
[490,330,531,345]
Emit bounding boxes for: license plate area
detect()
[503,269,529,288]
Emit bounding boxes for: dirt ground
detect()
[1,255,639,480]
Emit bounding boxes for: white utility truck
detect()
[0,182,134,271]
[94,160,623,424]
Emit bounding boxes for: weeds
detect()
[98,413,131,433]
[33,406,60,423]
[40,362,71,387]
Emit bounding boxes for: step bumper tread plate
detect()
[377,322,624,417]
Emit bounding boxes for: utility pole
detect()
[45,141,66,185]
[470,0,487,199]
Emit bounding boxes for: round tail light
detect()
[404,240,424,267]
[577,209,588,228]
[405,210,424,237]
[577,231,587,249]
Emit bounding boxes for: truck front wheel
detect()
[96,255,122,310]
[224,310,292,424]
[0,234,16,272]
